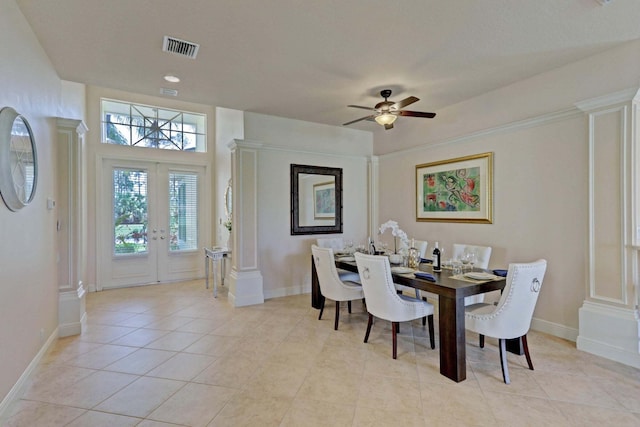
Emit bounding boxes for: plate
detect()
[464,272,497,280]
[391,266,414,274]
[334,251,350,257]
[336,256,355,262]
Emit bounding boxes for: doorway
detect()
[98,158,206,289]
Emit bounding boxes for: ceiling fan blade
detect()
[343,115,374,126]
[392,96,419,110]
[348,104,377,111]
[399,110,436,118]
[384,123,394,130]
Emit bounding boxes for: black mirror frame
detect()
[290,164,343,235]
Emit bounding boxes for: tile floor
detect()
[3,280,640,426]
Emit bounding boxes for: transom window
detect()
[101,99,206,152]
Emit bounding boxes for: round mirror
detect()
[0,107,38,211]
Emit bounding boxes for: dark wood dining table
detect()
[311,256,507,383]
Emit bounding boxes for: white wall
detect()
[0,0,71,404]
[242,113,372,298]
[377,40,640,338]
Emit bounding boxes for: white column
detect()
[575,88,640,369]
[56,119,88,337]
[226,139,264,306]
[368,155,379,239]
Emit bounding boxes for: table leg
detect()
[221,256,226,286]
[506,337,524,355]
[311,255,324,309]
[213,257,218,298]
[205,252,210,289]
[438,295,467,382]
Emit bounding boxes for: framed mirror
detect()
[0,107,38,211]
[291,164,342,235]
[224,178,232,224]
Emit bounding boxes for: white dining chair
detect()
[452,243,492,305]
[316,237,360,283]
[465,259,547,384]
[354,252,435,358]
[311,245,364,330]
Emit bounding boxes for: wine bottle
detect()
[432,241,441,272]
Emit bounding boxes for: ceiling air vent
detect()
[160,88,178,97]
[162,36,199,59]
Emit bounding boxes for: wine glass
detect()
[468,251,478,270]
[460,251,471,270]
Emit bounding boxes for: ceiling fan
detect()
[343,89,436,130]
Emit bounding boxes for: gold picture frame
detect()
[416,152,493,223]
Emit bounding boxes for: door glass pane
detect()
[113,169,148,255]
[169,172,198,251]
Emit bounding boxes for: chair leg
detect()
[364,313,373,343]
[334,301,340,330]
[392,321,398,359]
[348,300,352,313]
[318,297,325,320]
[428,315,435,349]
[499,339,510,384]
[479,334,485,348]
[521,334,534,370]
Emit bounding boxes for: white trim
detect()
[577,301,640,369]
[530,317,578,342]
[227,269,264,307]
[575,87,639,112]
[587,105,629,305]
[379,107,582,159]
[368,156,379,241]
[264,284,311,300]
[0,328,59,420]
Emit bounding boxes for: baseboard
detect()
[264,284,311,300]
[531,317,579,342]
[577,301,640,369]
[0,327,59,420]
[577,335,640,369]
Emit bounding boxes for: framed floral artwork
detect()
[416,152,493,223]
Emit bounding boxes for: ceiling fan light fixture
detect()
[375,113,397,126]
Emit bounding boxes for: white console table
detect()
[204,247,231,297]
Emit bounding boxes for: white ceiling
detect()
[16,0,640,133]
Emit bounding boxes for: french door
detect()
[99,159,206,289]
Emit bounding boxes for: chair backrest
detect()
[452,244,492,269]
[354,252,420,322]
[311,245,358,300]
[474,259,547,339]
[316,238,345,251]
[414,240,428,259]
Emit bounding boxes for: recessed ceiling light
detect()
[164,75,180,83]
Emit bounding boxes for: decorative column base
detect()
[58,284,86,337]
[227,268,264,307]
[577,301,640,369]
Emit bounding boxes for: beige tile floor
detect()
[4,279,640,426]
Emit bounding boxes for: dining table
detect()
[310,254,507,383]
